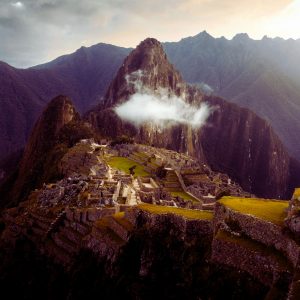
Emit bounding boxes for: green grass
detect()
[216,230,291,270]
[219,196,288,226]
[138,203,213,220]
[294,188,300,199]
[108,156,149,177]
[170,191,199,203]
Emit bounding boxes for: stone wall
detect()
[211,229,292,287]
[213,202,300,267]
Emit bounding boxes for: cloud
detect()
[11,2,24,9]
[114,70,212,129]
[0,0,294,67]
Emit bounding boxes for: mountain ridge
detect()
[1,31,300,171]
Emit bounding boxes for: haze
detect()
[0,0,299,67]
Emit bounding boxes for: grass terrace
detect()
[219,196,289,226]
[138,203,213,220]
[108,156,149,177]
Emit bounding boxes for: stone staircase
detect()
[163,169,183,192]
[45,210,66,239]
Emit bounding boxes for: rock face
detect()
[0,95,95,208]
[87,38,300,198]
[198,95,294,198]
[20,95,77,167]
[164,32,300,160]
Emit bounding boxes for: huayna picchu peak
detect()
[101,38,184,109]
[1,30,300,299]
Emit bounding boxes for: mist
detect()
[114,70,212,128]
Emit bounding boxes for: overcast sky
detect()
[0,0,299,68]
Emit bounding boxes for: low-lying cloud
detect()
[114,70,212,129]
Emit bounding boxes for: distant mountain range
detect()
[1,31,300,173]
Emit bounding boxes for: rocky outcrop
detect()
[87,38,300,199]
[20,95,77,169]
[0,96,95,208]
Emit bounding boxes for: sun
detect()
[265,0,300,39]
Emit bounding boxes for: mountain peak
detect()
[195,30,213,39]
[102,38,183,107]
[43,95,77,128]
[232,33,250,41]
[22,95,78,162]
[137,38,162,49]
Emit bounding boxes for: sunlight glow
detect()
[264,0,300,39]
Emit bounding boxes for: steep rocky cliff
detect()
[87,38,300,199]
[0,95,95,208]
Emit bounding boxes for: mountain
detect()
[86,38,300,199]
[2,31,300,171]
[0,44,130,167]
[164,32,300,159]
[0,95,96,208]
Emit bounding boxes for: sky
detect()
[0,0,299,68]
